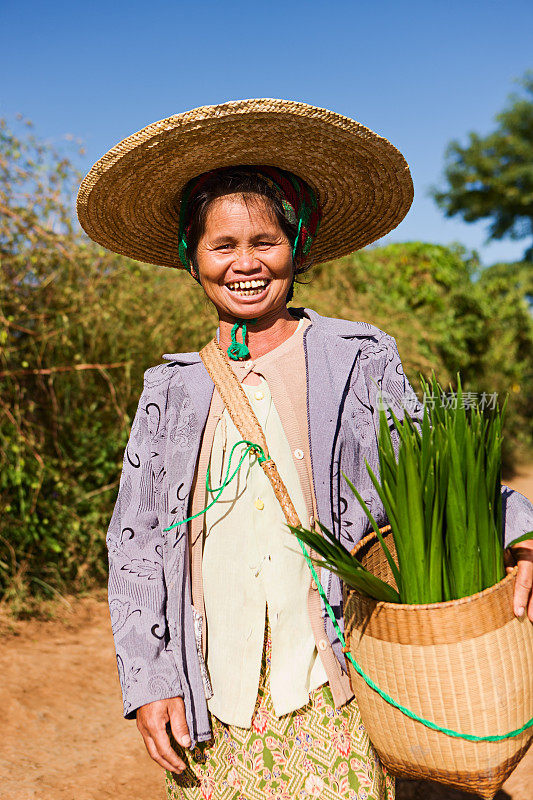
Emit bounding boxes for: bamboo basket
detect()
[344,529,533,799]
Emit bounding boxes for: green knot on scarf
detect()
[227,319,257,360]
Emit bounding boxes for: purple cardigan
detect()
[106,307,533,746]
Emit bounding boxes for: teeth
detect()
[227,279,269,291]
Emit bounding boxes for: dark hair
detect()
[182,166,313,303]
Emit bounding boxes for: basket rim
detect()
[349,528,518,612]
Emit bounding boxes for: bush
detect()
[1,119,532,610]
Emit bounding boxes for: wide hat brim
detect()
[77,98,413,269]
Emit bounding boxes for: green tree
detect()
[298,242,533,466]
[432,73,533,261]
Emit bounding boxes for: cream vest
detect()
[202,320,328,728]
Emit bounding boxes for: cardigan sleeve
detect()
[370,333,425,452]
[106,375,183,719]
[373,334,533,550]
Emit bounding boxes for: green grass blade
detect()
[475,440,496,589]
[445,433,469,598]
[342,470,401,591]
[287,525,400,602]
[463,426,481,595]
[427,453,444,603]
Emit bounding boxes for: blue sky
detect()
[1,0,532,266]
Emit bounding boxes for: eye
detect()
[215,243,232,250]
[257,241,274,248]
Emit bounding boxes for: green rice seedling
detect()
[287,520,400,602]
[417,373,508,599]
[289,372,531,604]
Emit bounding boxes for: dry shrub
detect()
[1,119,531,611]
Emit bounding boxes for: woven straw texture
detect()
[77,98,413,268]
[200,338,302,528]
[344,530,533,799]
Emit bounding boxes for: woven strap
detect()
[199,338,301,527]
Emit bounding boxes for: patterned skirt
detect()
[166,615,394,800]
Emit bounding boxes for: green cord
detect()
[165,427,532,742]
[292,217,303,259]
[206,439,267,494]
[163,439,266,532]
[295,536,533,742]
[227,318,258,361]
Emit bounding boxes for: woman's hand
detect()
[136,696,191,773]
[506,540,533,622]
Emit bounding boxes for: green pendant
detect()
[227,319,257,360]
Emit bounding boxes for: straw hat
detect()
[77,98,413,269]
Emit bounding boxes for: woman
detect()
[78,100,533,800]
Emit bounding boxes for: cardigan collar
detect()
[161,306,378,539]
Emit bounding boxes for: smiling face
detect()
[192,193,295,322]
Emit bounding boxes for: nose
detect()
[233,247,258,274]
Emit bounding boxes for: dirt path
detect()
[1,470,532,800]
[0,594,163,800]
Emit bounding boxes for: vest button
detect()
[254,497,264,511]
[311,580,319,591]
[254,390,264,400]
[294,448,304,460]
[318,639,328,651]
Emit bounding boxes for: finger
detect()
[510,544,533,563]
[143,733,187,773]
[137,712,188,773]
[513,559,533,619]
[150,723,189,772]
[168,696,192,749]
[504,549,517,570]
